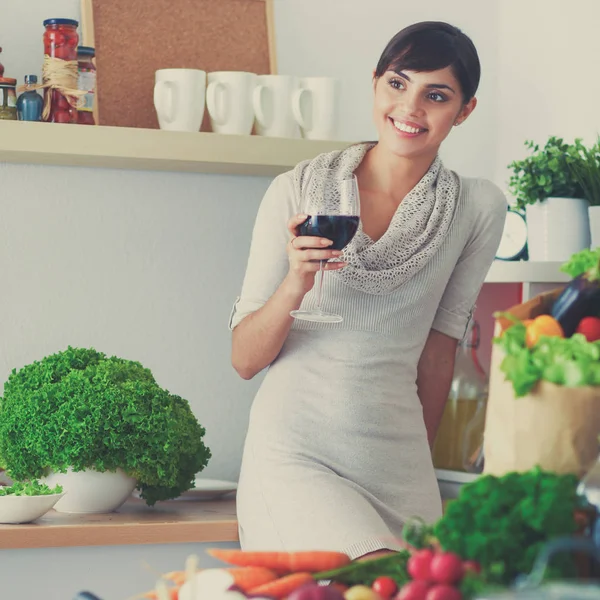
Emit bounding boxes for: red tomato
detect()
[425,585,462,600]
[407,549,434,582]
[372,576,397,599]
[396,580,432,600]
[462,561,481,575]
[575,317,600,342]
[52,109,72,124]
[53,45,74,60]
[55,93,71,110]
[429,553,464,585]
[48,31,66,46]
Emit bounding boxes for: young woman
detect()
[229,21,507,559]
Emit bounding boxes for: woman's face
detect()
[372,66,476,160]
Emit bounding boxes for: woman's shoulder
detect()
[458,175,508,217]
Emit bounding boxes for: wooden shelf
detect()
[0,121,350,176]
[485,261,569,284]
[0,497,238,549]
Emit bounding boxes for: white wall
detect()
[494,0,600,191]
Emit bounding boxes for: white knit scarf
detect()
[292,142,460,295]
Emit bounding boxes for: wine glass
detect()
[290,169,360,323]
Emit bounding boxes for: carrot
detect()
[226,567,279,591]
[206,549,351,572]
[247,572,314,598]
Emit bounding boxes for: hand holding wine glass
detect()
[285,214,348,296]
[289,170,360,323]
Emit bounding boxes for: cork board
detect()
[90,0,275,130]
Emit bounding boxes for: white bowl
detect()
[42,468,136,514]
[0,493,64,524]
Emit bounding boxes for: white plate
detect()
[183,478,238,500]
[133,477,237,502]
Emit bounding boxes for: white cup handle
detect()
[291,88,311,131]
[206,81,228,125]
[252,85,268,127]
[154,80,176,124]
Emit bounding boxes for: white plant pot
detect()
[41,468,137,514]
[589,205,600,249]
[525,197,591,261]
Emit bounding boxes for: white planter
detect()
[589,206,600,249]
[41,467,137,514]
[526,197,591,261]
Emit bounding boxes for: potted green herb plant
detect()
[568,136,600,249]
[508,136,591,261]
[0,347,211,514]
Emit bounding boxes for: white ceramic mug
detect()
[292,77,340,140]
[154,69,206,132]
[252,75,299,138]
[206,71,257,135]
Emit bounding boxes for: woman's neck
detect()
[357,142,438,202]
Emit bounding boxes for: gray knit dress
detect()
[229,147,506,558]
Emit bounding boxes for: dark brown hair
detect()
[374,21,481,102]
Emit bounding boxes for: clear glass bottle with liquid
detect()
[432,319,489,473]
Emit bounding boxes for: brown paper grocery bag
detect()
[483,288,600,477]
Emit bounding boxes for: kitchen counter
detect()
[0,496,238,550]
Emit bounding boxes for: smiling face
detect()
[373,67,477,161]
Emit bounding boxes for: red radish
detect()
[425,584,462,600]
[407,549,435,581]
[396,580,432,600]
[429,552,464,585]
[462,561,481,575]
[372,576,398,598]
[575,317,600,342]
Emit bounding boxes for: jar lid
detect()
[24,74,38,84]
[77,46,95,56]
[0,77,17,85]
[43,18,79,27]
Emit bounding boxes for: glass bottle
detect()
[577,449,600,549]
[0,77,18,120]
[42,18,80,123]
[17,75,44,121]
[432,319,489,472]
[77,46,96,125]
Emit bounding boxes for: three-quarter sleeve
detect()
[432,180,507,340]
[229,172,299,331]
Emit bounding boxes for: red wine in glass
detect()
[299,215,360,251]
[290,171,360,323]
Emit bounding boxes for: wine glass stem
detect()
[316,260,325,312]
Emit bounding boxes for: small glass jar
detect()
[0,77,18,121]
[43,18,80,123]
[17,75,44,121]
[77,46,96,125]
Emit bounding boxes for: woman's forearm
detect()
[231,276,306,380]
[417,329,457,448]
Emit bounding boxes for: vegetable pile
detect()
[0,347,211,505]
[128,468,582,600]
[495,248,600,396]
[0,480,62,496]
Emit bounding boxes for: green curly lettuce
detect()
[560,247,600,282]
[434,468,580,585]
[494,320,600,396]
[0,347,211,505]
[0,480,62,496]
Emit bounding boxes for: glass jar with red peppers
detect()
[43,18,80,123]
